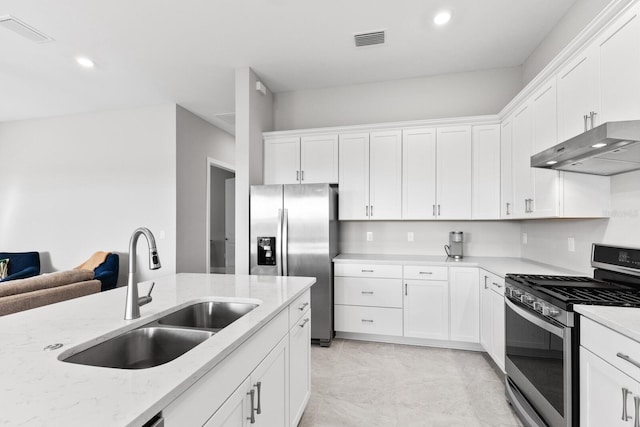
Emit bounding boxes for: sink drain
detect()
[44,343,63,351]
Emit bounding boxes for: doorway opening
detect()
[206,158,235,274]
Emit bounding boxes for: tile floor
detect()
[298,339,524,427]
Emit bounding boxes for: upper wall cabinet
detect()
[264,134,338,185]
[339,131,402,220]
[500,118,514,218]
[402,126,472,220]
[472,124,501,219]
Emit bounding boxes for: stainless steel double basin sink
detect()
[61,301,259,369]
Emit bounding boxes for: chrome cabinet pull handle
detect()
[405,283,408,296]
[299,318,310,328]
[484,275,489,289]
[623,387,633,421]
[366,205,369,217]
[296,170,300,181]
[635,396,640,427]
[361,269,374,273]
[361,319,374,323]
[590,111,597,129]
[361,291,374,295]
[298,301,309,311]
[301,170,304,181]
[492,282,502,289]
[432,204,436,217]
[247,389,256,424]
[584,114,589,132]
[617,352,640,370]
[438,204,441,216]
[506,202,511,215]
[419,271,433,275]
[370,205,373,217]
[254,381,262,415]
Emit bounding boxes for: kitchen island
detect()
[0,273,315,426]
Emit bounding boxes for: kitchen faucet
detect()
[124,227,162,320]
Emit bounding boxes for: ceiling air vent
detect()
[0,15,53,43]
[354,30,385,47]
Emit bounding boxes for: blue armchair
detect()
[94,253,119,292]
[0,252,40,282]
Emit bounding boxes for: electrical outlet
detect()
[568,237,576,252]
[407,232,414,242]
[159,230,166,239]
[366,232,373,242]
[522,233,528,245]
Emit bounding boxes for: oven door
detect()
[505,298,572,427]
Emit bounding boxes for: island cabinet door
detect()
[289,310,311,427]
[250,336,289,427]
[204,378,253,427]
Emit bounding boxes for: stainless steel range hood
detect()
[531,120,640,176]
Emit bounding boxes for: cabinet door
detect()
[449,267,480,343]
[403,279,449,340]
[500,117,514,218]
[289,311,311,427]
[436,126,472,219]
[597,5,640,124]
[369,130,402,220]
[338,133,370,220]
[205,378,252,427]
[402,128,437,219]
[557,47,599,141]
[300,134,338,184]
[512,103,533,217]
[580,347,638,427]
[490,287,505,372]
[479,273,493,353]
[264,137,300,185]
[252,336,289,427]
[472,124,501,219]
[531,80,560,218]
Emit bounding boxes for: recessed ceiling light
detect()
[592,143,607,148]
[433,11,452,26]
[546,160,558,165]
[75,56,95,69]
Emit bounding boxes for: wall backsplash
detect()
[339,220,522,258]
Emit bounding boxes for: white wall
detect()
[0,104,177,284]
[522,170,640,274]
[340,221,522,258]
[522,0,614,85]
[235,68,273,274]
[273,67,523,130]
[176,105,235,273]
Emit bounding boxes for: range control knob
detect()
[522,294,535,304]
[533,301,543,312]
[511,289,523,298]
[542,306,561,317]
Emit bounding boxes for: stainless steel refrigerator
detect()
[250,183,338,346]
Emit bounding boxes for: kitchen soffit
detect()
[0,0,577,128]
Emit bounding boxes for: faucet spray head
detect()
[149,248,161,270]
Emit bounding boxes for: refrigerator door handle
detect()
[282,208,289,276]
[276,208,283,276]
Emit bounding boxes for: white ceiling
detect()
[0,0,577,132]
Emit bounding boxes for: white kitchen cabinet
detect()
[512,103,533,217]
[264,136,300,185]
[500,116,514,218]
[472,124,501,219]
[479,270,505,372]
[403,277,449,340]
[580,316,640,427]
[557,47,599,142]
[402,127,437,219]
[264,135,338,185]
[597,4,640,124]
[204,378,253,427]
[369,130,403,220]
[338,131,402,220]
[247,336,288,427]
[449,267,480,343]
[289,309,311,427]
[436,126,472,219]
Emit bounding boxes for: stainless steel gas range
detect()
[504,244,640,427]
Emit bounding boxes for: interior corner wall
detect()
[0,104,177,284]
[272,66,523,130]
[235,67,274,274]
[176,105,235,273]
[522,0,613,85]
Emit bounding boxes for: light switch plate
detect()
[407,232,414,242]
[522,233,528,245]
[568,237,575,252]
[366,232,373,242]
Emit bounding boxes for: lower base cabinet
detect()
[449,267,480,343]
[480,269,505,371]
[289,309,311,426]
[403,279,448,340]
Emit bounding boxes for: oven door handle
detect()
[505,298,564,338]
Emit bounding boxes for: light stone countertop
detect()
[576,305,640,343]
[0,273,315,427]
[332,254,584,278]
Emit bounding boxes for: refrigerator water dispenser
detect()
[257,237,276,265]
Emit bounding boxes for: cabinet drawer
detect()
[289,289,311,329]
[334,263,402,278]
[581,317,640,381]
[334,277,402,308]
[403,265,448,281]
[480,270,505,296]
[335,305,403,336]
